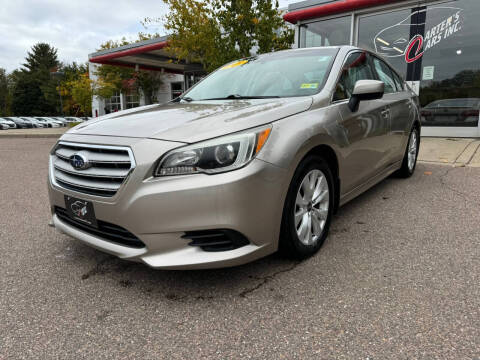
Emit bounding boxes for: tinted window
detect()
[333,51,375,101]
[418,1,480,128]
[372,57,396,93]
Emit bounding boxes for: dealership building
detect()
[89,0,480,138]
[88,35,205,117]
[284,0,480,137]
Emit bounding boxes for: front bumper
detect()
[48,134,288,269]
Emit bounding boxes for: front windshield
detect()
[183,49,338,101]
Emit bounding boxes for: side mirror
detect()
[348,80,385,112]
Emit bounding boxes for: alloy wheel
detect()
[408,131,418,171]
[294,169,329,246]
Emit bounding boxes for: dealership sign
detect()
[374,7,463,63]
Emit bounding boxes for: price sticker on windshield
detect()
[221,60,249,70]
[300,83,319,89]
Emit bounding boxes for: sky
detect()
[0,0,297,73]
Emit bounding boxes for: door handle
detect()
[381,109,390,118]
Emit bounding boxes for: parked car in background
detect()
[0,119,11,130]
[50,117,69,126]
[48,46,421,269]
[3,117,31,128]
[44,117,67,127]
[0,118,17,128]
[20,117,46,128]
[421,98,480,127]
[63,117,84,123]
[34,117,62,128]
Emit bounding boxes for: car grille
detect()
[51,142,135,197]
[55,207,145,248]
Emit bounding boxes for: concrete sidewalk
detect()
[0,128,67,138]
[418,137,480,167]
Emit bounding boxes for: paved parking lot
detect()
[1,138,479,359]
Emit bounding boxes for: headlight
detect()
[154,125,272,176]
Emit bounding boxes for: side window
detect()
[392,71,404,91]
[333,51,375,101]
[372,57,396,94]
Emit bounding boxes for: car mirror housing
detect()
[348,80,385,112]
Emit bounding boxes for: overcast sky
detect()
[1,0,297,73]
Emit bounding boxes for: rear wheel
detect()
[280,155,334,259]
[397,127,419,178]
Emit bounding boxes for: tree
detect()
[11,72,47,116]
[63,74,94,117]
[11,43,60,115]
[94,38,164,104]
[148,0,294,72]
[0,68,11,116]
[58,62,91,116]
[23,43,58,73]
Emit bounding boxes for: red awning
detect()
[284,0,403,24]
[89,41,168,64]
[89,38,204,74]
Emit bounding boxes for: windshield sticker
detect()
[221,60,248,70]
[300,83,319,89]
[374,7,463,64]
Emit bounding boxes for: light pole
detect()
[50,71,65,116]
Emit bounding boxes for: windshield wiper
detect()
[200,94,280,100]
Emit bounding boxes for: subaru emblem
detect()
[70,152,90,170]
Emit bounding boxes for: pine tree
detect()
[12,43,60,115]
[0,68,11,116]
[23,43,59,73]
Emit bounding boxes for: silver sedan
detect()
[48,46,420,269]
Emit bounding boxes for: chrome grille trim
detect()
[50,141,136,197]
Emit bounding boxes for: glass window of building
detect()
[125,91,140,109]
[358,8,418,79]
[171,82,184,99]
[104,92,121,114]
[418,0,480,128]
[299,16,351,48]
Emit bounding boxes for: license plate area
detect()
[64,195,98,228]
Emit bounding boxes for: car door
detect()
[333,51,392,194]
[371,56,412,163]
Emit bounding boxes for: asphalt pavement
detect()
[0,138,479,359]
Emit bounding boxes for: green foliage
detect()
[11,71,49,116]
[134,71,164,104]
[149,0,294,72]
[11,43,60,116]
[94,38,164,104]
[0,68,12,116]
[63,74,94,116]
[23,43,59,73]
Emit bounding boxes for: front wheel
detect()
[280,155,335,259]
[396,127,420,178]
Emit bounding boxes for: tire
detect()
[396,127,420,178]
[279,155,335,259]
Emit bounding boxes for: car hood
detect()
[68,97,313,143]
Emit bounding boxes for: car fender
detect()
[257,105,344,218]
